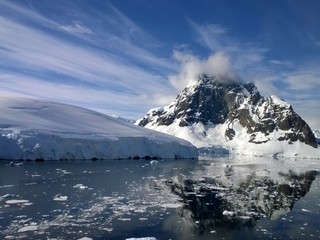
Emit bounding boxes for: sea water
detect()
[0,157,319,240]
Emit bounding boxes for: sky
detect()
[1,0,320,130]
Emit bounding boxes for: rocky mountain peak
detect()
[138,75,262,127]
[137,74,318,152]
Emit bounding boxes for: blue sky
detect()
[1,0,320,130]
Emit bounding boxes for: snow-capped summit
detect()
[137,75,318,158]
[0,96,197,160]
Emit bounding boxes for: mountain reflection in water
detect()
[163,165,317,234]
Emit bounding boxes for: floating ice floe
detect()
[56,169,72,175]
[53,195,68,201]
[161,203,184,209]
[5,199,32,206]
[73,184,89,190]
[9,162,24,167]
[223,210,235,216]
[17,225,38,233]
[117,217,131,221]
[0,194,15,199]
[0,184,15,189]
[301,208,312,212]
[150,160,159,165]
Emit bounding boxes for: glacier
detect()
[0,97,198,160]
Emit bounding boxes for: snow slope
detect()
[146,119,320,159]
[0,97,197,160]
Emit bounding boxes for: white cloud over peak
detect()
[169,51,235,90]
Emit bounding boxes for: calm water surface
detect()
[0,157,319,240]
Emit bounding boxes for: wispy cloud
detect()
[282,69,320,91]
[188,19,228,52]
[0,72,174,118]
[1,17,154,88]
[59,22,93,35]
[268,59,292,68]
[0,1,177,117]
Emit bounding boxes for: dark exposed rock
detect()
[225,128,236,140]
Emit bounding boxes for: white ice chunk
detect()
[53,195,68,201]
[5,199,30,205]
[17,225,38,233]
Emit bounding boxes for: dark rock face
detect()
[137,74,317,148]
[276,111,317,147]
[139,75,262,127]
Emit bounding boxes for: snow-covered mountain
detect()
[0,97,197,160]
[137,75,319,158]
